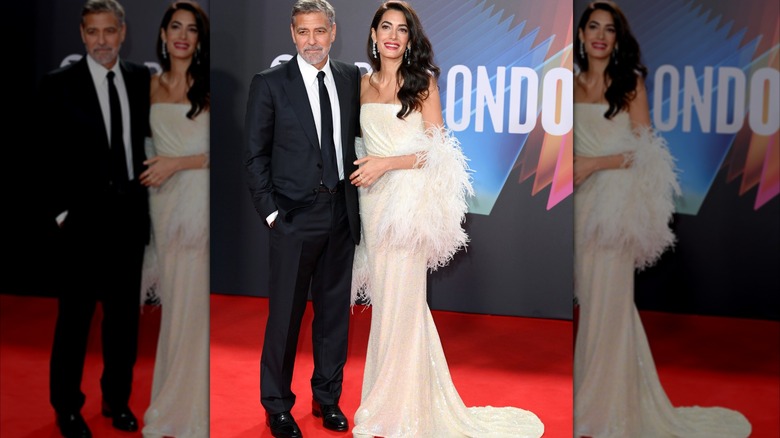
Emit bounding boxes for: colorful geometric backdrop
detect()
[622,0,779,214]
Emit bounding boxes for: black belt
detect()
[318,180,344,194]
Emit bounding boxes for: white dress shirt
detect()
[296,55,344,180]
[266,56,345,227]
[85,54,134,181]
[57,55,136,226]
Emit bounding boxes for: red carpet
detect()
[209,294,573,438]
[641,311,780,437]
[2,294,778,437]
[0,295,160,437]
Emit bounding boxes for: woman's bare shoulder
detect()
[361,73,372,87]
[150,72,163,94]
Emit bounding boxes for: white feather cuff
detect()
[575,128,680,270]
[351,129,474,304]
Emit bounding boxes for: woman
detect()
[573,2,751,437]
[349,2,544,437]
[139,2,210,437]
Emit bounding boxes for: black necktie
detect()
[317,71,338,189]
[107,71,129,188]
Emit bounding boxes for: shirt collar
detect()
[296,54,334,87]
[85,54,123,84]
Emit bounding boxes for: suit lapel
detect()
[120,60,139,130]
[283,57,320,150]
[120,60,145,177]
[330,61,354,154]
[75,58,111,151]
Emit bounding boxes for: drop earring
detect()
[579,41,584,58]
[405,47,410,65]
[162,40,168,59]
[372,41,377,59]
[195,43,201,64]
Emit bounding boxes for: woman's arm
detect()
[628,77,651,131]
[420,78,444,128]
[574,154,630,186]
[350,78,443,187]
[574,78,650,186]
[143,72,209,188]
[350,152,416,188]
[140,153,209,188]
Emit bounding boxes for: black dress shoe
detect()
[312,401,349,432]
[101,401,139,432]
[55,412,92,438]
[265,411,302,438]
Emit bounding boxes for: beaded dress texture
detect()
[142,103,209,438]
[351,103,545,438]
[573,103,751,438]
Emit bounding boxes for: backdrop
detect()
[8,0,209,297]
[211,0,575,319]
[12,0,777,320]
[574,0,780,320]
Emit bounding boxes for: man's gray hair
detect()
[291,0,335,27]
[81,0,126,27]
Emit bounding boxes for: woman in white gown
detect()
[348,2,544,437]
[572,2,751,437]
[139,2,210,437]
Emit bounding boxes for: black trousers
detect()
[260,188,355,414]
[49,192,146,414]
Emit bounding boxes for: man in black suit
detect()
[39,1,150,436]
[244,1,360,437]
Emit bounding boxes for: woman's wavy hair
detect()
[366,1,440,119]
[156,1,210,119]
[574,1,647,119]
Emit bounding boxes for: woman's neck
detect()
[581,57,613,88]
[166,58,191,83]
[576,58,611,104]
[156,58,193,104]
[584,57,609,80]
[376,58,402,83]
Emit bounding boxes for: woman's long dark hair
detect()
[156,1,210,119]
[574,1,646,119]
[366,1,440,119]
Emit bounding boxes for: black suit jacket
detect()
[245,56,361,243]
[39,56,150,244]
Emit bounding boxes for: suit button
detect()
[317,163,323,169]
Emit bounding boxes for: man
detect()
[244,1,361,437]
[39,1,150,437]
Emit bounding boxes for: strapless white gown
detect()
[142,103,209,438]
[351,103,544,438]
[573,103,751,438]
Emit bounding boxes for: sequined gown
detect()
[350,103,544,438]
[142,103,209,438]
[573,103,751,438]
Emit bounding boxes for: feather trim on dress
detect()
[351,129,474,305]
[140,238,161,306]
[575,127,680,270]
[140,136,161,306]
[139,133,209,306]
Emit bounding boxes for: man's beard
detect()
[90,46,119,67]
[300,45,328,66]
